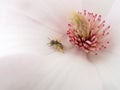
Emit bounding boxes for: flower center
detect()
[67,10,110,55]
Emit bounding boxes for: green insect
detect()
[48,39,64,52]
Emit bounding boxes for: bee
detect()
[48,38,64,52]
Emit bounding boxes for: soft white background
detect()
[0,0,120,90]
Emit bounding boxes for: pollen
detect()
[67,10,110,55]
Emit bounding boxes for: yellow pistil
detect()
[72,12,90,39]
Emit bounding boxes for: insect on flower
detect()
[48,38,64,52]
[67,10,110,55]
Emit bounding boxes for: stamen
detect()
[67,10,110,55]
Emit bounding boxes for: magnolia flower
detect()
[0,0,120,90]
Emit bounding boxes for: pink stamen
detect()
[84,10,86,16]
[67,10,110,55]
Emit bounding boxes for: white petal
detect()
[88,0,120,89]
[1,0,83,34]
[0,7,56,56]
[100,0,120,56]
[82,0,115,18]
[93,54,120,90]
[0,1,82,56]
[0,52,103,90]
